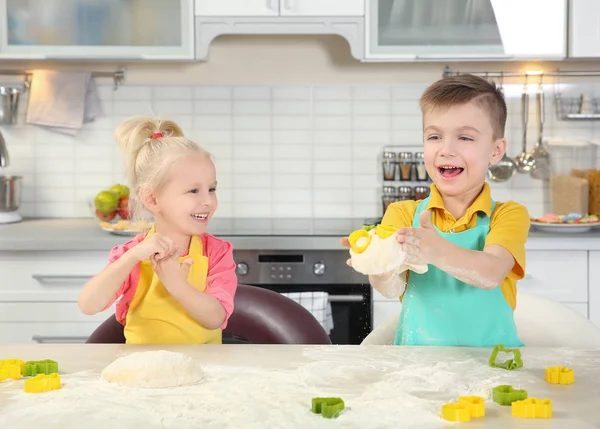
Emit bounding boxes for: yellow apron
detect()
[124,226,222,344]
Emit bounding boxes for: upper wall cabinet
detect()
[568,0,600,58]
[365,0,567,61]
[195,0,364,17]
[0,0,195,60]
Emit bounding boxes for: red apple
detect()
[96,209,116,221]
[118,196,130,220]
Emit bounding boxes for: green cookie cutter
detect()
[23,359,58,377]
[489,344,523,370]
[492,384,528,406]
[361,225,376,232]
[311,397,345,419]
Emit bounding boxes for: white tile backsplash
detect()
[4,83,597,220]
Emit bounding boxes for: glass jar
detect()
[398,152,414,181]
[414,152,428,181]
[414,186,430,200]
[382,186,397,213]
[382,151,397,181]
[397,186,413,201]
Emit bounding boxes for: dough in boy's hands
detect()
[348,225,428,298]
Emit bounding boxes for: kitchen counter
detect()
[1,344,599,428]
[1,218,600,251]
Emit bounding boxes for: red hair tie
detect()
[149,132,163,140]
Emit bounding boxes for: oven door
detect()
[245,283,372,345]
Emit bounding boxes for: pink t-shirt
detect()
[104,233,237,330]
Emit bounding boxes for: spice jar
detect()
[414,152,428,181]
[382,151,397,181]
[398,152,414,181]
[414,186,429,200]
[382,186,397,213]
[397,186,413,201]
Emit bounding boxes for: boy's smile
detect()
[423,101,505,203]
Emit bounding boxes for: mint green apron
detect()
[393,197,523,347]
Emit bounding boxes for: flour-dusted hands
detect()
[129,233,178,263]
[396,210,448,266]
[151,252,194,292]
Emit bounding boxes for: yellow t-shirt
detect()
[382,183,530,310]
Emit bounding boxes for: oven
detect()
[233,250,372,345]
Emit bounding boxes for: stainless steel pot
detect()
[0,176,22,212]
[0,86,22,125]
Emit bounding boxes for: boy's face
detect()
[422,101,505,198]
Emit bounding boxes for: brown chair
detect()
[86,284,332,345]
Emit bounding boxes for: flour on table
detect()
[101,350,204,389]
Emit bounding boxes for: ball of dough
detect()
[101,350,204,389]
[350,231,407,276]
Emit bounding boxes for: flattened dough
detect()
[101,350,204,389]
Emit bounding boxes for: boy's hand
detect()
[397,210,447,266]
[339,237,353,266]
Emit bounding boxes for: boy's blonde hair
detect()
[114,116,210,218]
[420,74,507,139]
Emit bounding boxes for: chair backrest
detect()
[361,291,600,348]
[86,284,332,345]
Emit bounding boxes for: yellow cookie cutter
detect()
[0,359,24,381]
[24,373,62,393]
[349,229,371,254]
[511,398,552,419]
[545,366,574,385]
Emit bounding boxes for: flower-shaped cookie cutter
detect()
[489,344,523,370]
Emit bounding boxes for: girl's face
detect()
[151,152,218,237]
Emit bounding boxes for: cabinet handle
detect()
[328,295,365,303]
[32,274,92,283]
[32,335,88,343]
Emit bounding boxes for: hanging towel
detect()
[25,70,102,135]
[279,291,334,334]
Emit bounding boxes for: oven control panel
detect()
[233,250,365,284]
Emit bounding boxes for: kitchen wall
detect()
[2,35,600,220]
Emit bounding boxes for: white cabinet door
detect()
[280,0,364,16]
[590,251,600,329]
[195,0,279,16]
[365,0,566,60]
[519,250,588,303]
[568,0,600,58]
[0,0,195,60]
[373,301,400,329]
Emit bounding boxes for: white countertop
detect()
[0,344,599,428]
[1,218,600,252]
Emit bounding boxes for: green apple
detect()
[94,191,118,214]
[109,184,130,199]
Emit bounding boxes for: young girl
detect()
[78,116,237,344]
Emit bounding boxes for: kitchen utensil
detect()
[515,81,535,173]
[0,130,22,223]
[487,152,517,182]
[529,81,551,180]
[487,75,516,182]
[0,175,22,223]
[0,86,22,125]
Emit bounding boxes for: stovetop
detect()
[206,218,380,237]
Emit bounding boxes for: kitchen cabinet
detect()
[195,0,364,17]
[568,0,600,58]
[0,250,109,343]
[365,0,567,61]
[0,0,195,60]
[590,251,600,330]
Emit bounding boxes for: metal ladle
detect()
[529,78,551,180]
[487,74,517,182]
[515,79,535,173]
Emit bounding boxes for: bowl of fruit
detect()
[94,184,152,236]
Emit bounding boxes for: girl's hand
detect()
[151,253,194,292]
[128,233,177,262]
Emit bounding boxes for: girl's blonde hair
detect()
[114,116,210,219]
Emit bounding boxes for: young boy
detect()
[348,74,530,347]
